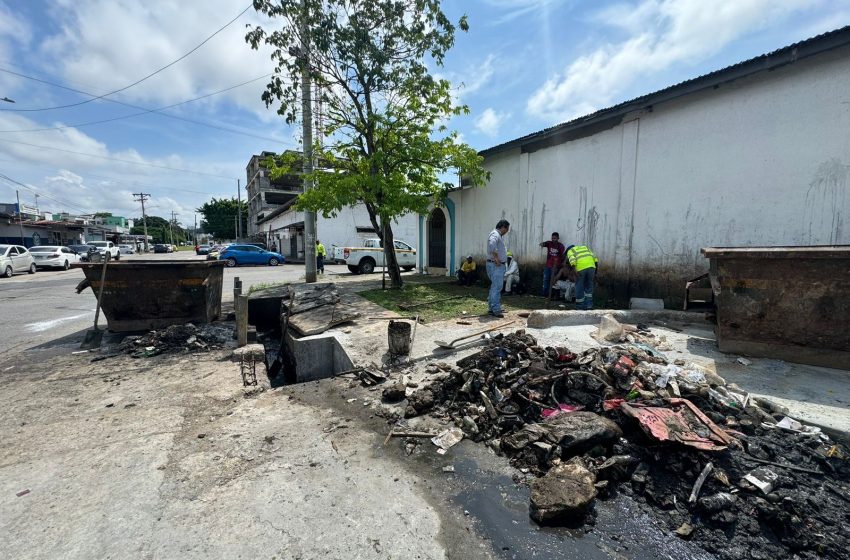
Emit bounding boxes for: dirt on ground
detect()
[0,339,493,560]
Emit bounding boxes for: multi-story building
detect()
[245,151,303,236]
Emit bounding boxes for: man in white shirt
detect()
[486,220,510,317]
[503,252,520,295]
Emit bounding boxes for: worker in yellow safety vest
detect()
[316,240,327,274]
[565,244,598,310]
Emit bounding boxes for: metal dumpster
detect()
[702,246,850,370]
[75,260,225,332]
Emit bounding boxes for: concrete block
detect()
[527,309,709,329]
[629,298,665,310]
[231,343,266,362]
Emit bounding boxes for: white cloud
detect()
[526,0,820,122]
[474,107,510,137]
[35,0,279,119]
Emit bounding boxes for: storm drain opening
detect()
[260,329,354,387]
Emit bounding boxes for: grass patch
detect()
[358,281,552,322]
[175,246,195,251]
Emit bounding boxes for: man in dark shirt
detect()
[538,232,565,297]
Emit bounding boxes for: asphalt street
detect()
[0,251,349,356]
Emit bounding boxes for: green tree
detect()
[247,0,488,287]
[196,198,248,240]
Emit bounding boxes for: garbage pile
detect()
[119,323,233,358]
[403,329,850,560]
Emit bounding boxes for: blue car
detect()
[219,245,285,267]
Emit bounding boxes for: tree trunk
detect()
[380,219,403,288]
[363,201,403,288]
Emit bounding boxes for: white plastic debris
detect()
[744,467,779,494]
[776,417,803,431]
[431,427,464,450]
[737,357,752,366]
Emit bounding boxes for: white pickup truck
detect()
[332,238,416,274]
[88,240,120,260]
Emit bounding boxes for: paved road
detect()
[0,251,353,355]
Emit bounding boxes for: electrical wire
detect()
[0,67,297,144]
[0,157,224,197]
[1,4,254,113]
[0,138,238,180]
[0,172,93,214]
[0,73,276,133]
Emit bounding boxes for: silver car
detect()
[0,245,37,277]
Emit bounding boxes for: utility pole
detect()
[133,193,150,252]
[34,193,39,217]
[301,0,317,283]
[169,211,176,247]
[236,179,242,240]
[15,190,25,246]
[194,214,198,245]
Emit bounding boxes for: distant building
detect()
[245,151,303,236]
[257,202,418,262]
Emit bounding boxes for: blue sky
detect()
[0,0,848,227]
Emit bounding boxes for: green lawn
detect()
[358,281,553,322]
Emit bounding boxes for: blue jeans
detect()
[575,267,596,310]
[317,255,324,272]
[542,266,554,296]
[486,261,506,313]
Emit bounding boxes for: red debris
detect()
[621,398,738,451]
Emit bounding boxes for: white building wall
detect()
[454,45,850,302]
[261,203,419,260]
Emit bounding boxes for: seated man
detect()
[549,261,576,301]
[457,255,477,286]
[503,252,520,294]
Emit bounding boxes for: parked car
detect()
[89,241,120,260]
[67,244,98,262]
[153,243,170,254]
[195,244,211,255]
[166,244,175,253]
[206,244,228,261]
[219,245,284,267]
[0,245,37,277]
[29,245,81,270]
[332,238,416,274]
[117,244,135,255]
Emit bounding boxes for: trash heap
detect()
[119,323,233,358]
[403,329,850,560]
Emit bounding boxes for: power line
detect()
[0,67,296,144]
[0,156,238,197]
[1,4,254,113]
[0,73,276,134]
[0,171,93,214]
[0,137,237,180]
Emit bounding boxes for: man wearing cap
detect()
[487,220,510,317]
[566,244,598,310]
[457,255,477,286]
[503,251,520,295]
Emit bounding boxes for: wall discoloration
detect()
[803,158,847,245]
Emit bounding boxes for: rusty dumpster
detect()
[75,260,225,332]
[702,246,850,370]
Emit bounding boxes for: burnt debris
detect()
[400,330,850,560]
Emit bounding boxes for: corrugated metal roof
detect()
[480,25,850,157]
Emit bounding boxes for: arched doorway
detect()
[428,208,446,268]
